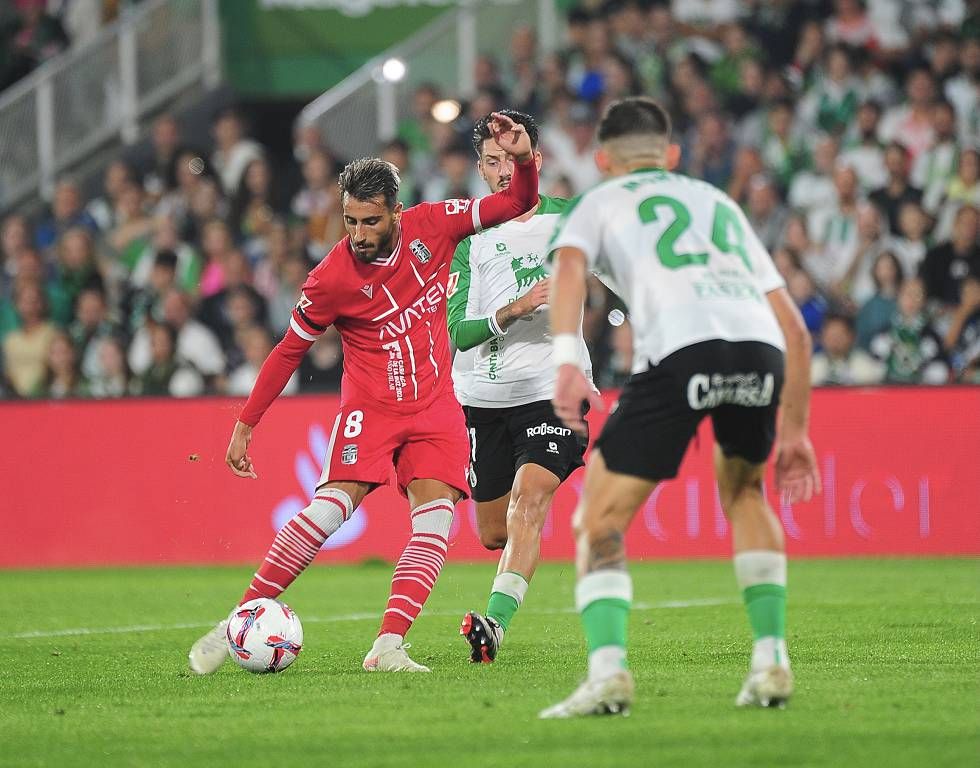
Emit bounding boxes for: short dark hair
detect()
[597,97,672,143]
[823,311,856,333]
[338,158,401,209]
[471,109,540,157]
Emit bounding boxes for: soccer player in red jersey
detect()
[188,114,538,674]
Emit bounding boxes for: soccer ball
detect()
[226,598,304,673]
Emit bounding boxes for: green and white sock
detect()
[576,570,632,682]
[486,571,528,632]
[734,550,789,671]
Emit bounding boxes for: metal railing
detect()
[0,0,220,211]
[298,0,561,161]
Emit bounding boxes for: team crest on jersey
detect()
[511,253,547,291]
[409,239,432,264]
[341,444,358,465]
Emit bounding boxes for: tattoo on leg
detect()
[587,531,626,572]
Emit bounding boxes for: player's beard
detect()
[352,222,398,263]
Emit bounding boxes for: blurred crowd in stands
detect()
[1,0,978,401]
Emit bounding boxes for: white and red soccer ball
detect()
[226,598,304,673]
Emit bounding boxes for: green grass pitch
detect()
[1,558,977,767]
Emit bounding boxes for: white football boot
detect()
[735,666,794,708]
[538,670,635,719]
[362,635,431,672]
[188,620,229,675]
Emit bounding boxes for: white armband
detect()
[552,333,580,367]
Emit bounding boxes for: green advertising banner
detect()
[220,0,454,97]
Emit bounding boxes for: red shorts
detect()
[316,391,470,498]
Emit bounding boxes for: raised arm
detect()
[436,113,538,242]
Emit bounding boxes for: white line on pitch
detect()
[5,598,736,640]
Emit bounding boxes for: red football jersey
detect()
[238,157,538,427]
[294,201,472,412]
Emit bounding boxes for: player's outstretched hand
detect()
[553,363,603,437]
[515,277,551,316]
[226,420,258,479]
[774,433,820,504]
[490,112,533,163]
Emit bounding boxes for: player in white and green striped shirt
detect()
[448,110,593,664]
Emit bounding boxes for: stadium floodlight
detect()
[381,58,407,83]
[431,99,461,124]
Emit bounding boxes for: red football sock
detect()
[241,489,352,604]
[378,499,455,637]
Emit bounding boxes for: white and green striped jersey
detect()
[448,195,592,408]
[550,169,786,372]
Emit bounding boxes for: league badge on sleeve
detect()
[410,239,433,264]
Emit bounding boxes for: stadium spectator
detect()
[224,324,298,397]
[35,179,98,253]
[210,107,264,197]
[798,44,861,138]
[0,213,31,301]
[398,82,441,160]
[806,164,862,294]
[789,269,828,339]
[2,281,57,397]
[681,111,736,189]
[124,249,178,334]
[128,215,201,294]
[887,200,932,278]
[745,174,788,253]
[920,205,980,309]
[913,100,960,214]
[943,274,980,383]
[128,289,224,381]
[856,251,903,350]
[544,100,601,193]
[788,135,839,239]
[878,68,937,162]
[50,227,104,326]
[107,182,154,271]
[298,326,344,392]
[231,157,285,258]
[839,100,887,191]
[380,139,420,207]
[142,114,183,202]
[934,148,980,241]
[811,313,885,386]
[291,148,343,259]
[824,0,876,49]
[944,37,979,143]
[68,286,120,381]
[870,277,949,384]
[87,335,130,398]
[40,329,86,399]
[869,143,923,235]
[85,160,137,232]
[197,219,236,298]
[156,150,214,240]
[130,321,204,397]
[421,143,482,203]
[197,252,268,361]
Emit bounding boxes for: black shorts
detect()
[597,340,785,483]
[463,399,588,502]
